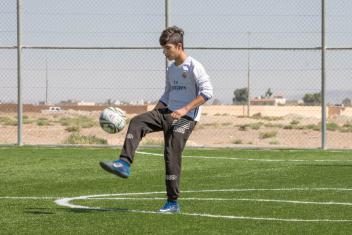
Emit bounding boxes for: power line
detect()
[22,11,163,16]
[3,30,352,35]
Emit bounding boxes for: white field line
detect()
[0,196,58,200]
[136,151,352,162]
[54,188,352,223]
[53,199,352,222]
[87,197,352,206]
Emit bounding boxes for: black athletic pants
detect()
[119,108,196,200]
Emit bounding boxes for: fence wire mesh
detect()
[0,0,351,148]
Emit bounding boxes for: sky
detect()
[0,0,351,104]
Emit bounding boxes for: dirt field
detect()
[1,105,352,149]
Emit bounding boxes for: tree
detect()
[303,92,321,105]
[264,88,273,98]
[233,88,248,104]
[60,99,74,104]
[342,98,351,107]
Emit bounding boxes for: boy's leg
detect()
[163,117,197,201]
[100,109,165,178]
[119,109,165,164]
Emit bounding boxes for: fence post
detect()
[17,0,23,146]
[164,0,169,80]
[321,0,327,150]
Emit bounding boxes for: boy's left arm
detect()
[171,62,213,120]
[171,95,206,119]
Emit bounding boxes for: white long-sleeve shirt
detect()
[159,56,213,121]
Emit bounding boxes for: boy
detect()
[100,26,213,213]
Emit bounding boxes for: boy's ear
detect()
[177,43,183,50]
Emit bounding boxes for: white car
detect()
[49,106,62,112]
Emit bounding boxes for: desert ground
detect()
[1,105,352,149]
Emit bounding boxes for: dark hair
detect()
[159,26,184,49]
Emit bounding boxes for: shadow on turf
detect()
[25,207,130,215]
[24,208,55,215]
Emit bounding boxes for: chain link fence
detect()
[0,0,17,144]
[0,0,351,148]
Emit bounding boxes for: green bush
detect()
[264,123,284,128]
[36,118,51,126]
[238,124,249,131]
[0,116,17,126]
[59,116,96,128]
[232,139,243,144]
[304,124,320,131]
[23,115,35,124]
[327,122,339,131]
[251,113,283,121]
[238,122,263,131]
[251,113,262,118]
[341,123,352,133]
[259,131,277,139]
[290,120,300,125]
[249,122,263,130]
[65,126,81,132]
[261,116,284,121]
[63,133,107,145]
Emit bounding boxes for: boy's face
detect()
[162,43,183,61]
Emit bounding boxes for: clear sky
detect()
[0,0,351,104]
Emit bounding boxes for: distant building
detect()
[77,101,96,106]
[250,96,286,106]
[297,99,304,105]
[328,105,345,118]
[130,99,144,105]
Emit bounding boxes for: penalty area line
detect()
[136,151,352,163]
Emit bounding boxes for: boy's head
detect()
[159,26,184,60]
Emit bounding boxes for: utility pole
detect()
[45,57,48,104]
[164,0,169,78]
[321,0,327,149]
[247,32,251,117]
[17,0,23,146]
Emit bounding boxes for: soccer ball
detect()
[99,107,126,134]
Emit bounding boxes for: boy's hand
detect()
[171,107,189,120]
[170,95,206,120]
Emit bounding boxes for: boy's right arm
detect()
[154,101,167,110]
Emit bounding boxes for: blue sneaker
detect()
[99,159,130,178]
[159,200,180,213]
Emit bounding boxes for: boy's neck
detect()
[174,52,188,66]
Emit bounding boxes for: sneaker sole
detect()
[99,161,129,179]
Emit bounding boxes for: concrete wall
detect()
[0,104,148,114]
